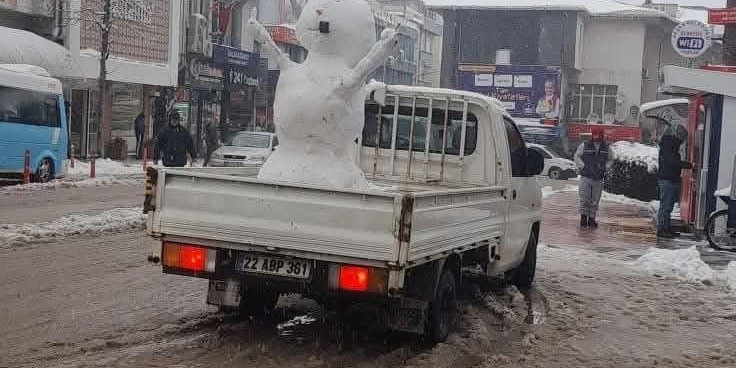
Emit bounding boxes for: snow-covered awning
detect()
[662,66,736,98]
[425,0,670,19]
[0,26,83,79]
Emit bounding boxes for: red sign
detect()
[701,64,736,73]
[567,124,641,142]
[265,25,299,45]
[708,8,736,25]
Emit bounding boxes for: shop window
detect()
[362,103,477,156]
[570,84,618,123]
[0,86,60,127]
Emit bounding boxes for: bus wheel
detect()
[35,158,54,183]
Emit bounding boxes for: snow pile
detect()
[609,141,658,173]
[0,207,145,247]
[601,191,656,208]
[541,184,578,198]
[67,158,143,179]
[727,262,736,291]
[0,177,142,194]
[634,246,715,284]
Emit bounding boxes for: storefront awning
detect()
[0,26,83,79]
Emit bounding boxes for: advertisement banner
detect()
[708,8,736,25]
[213,44,260,73]
[567,124,641,142]
[457,64,563,122]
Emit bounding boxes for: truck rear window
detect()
[362,104,478,156]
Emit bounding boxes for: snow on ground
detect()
[0,207,145,248]
[727,262,736,290]
[609,141,658,173]
[66,158,143,179]
[601,191,656,208]
[634,246,716,284]
[0,177,142,194]
[541,184,577,198]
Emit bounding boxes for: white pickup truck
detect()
[144,84,544,342]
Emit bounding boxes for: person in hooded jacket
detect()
[574,128,612,228]
[656,125,691,238]
[155,111,196,167]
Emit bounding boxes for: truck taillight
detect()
[328,264,388,293]
[339,266,369,291]
[162,242,216,273]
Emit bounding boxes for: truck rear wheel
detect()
[507,232,538,289]
[238,290,279,316]
[428,269,458,342]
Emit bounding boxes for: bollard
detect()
[23,150,31,184]
[70,144,75,168]
[90,152,96,179]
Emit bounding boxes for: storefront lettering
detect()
[228,69,258,86]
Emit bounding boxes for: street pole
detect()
[96,0,112,157]
[725,0,736,65]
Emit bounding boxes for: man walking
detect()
[203,120,220,167]
[155,111,196,168]
[134,112,145,159]
[574,128,611,228]
[657,125,691,238]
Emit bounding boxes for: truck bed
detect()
[148,167,507,268]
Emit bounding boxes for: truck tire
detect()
[508,232,538,289]
[239,290,279,316]
[428,269,458,342]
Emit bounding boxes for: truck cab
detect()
[145,84,544,342]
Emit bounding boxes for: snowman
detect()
[249,0,398,189]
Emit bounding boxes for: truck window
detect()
[503,117,527,177]
[0,86,61,128]
[363,103,477,156]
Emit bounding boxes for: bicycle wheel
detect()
[704,210,736,251]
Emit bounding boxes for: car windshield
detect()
[225,133,270,148]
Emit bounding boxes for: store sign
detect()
[567,124,641,142]
[189,59,224,87]
[213,44,259,72]
[708,8,736,25]
[671,20,713,59]
[457,64,562,121]
[228,68,258,87]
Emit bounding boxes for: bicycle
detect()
[704,194,736,251]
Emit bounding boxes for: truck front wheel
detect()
[239,290,279,316]
[428,269,458,342]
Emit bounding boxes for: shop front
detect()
[213,44,262,141]
[182,56,224,153]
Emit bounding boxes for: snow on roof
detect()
[639,98,689,113]
[0,64,62,94]
[663,65,736,98]
[0,26,82,78]
[425,0,668,18]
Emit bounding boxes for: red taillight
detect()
[179,245,206,272]
[339,266,369,292]
[162,242,215,273]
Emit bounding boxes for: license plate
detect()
[238,254,311,278]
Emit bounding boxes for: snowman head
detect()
[296,0,377,67]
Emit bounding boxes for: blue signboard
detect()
[213,44,260,73]
[457,64,562,121]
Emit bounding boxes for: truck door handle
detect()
[512,189,517,200]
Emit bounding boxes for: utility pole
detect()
[724,0,736,65]
[96,0,112,157]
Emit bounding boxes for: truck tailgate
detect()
[151,170,401,263]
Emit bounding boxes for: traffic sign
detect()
[671,20,713,59]
[708,8,736,25]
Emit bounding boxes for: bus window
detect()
[0,86,61,127]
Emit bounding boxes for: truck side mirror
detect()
[526,148,545,176]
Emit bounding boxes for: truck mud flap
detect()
[207,279,242,308]
[387,297,428,334]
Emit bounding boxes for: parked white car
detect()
[527,143,576,180]
[209,131,278,167]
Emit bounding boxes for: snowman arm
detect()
[342,29,399,88]
[289,0,303,18]
[249,10,294,70]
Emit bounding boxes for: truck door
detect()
[502,117,538,262]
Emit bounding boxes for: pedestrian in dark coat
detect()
[203,121,220,167]
[574,127,612,228]
[134,112,145,159]
[656,125,691,238]
[155,111,196,167]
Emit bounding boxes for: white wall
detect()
[579,18,645,120]
[66,0,180,87]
